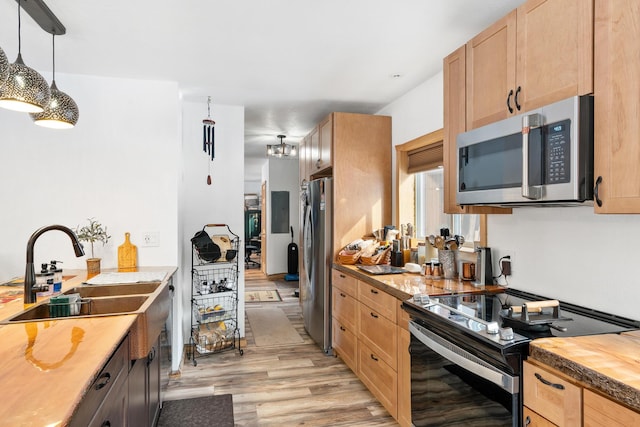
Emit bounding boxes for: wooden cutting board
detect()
[118,232,138,272]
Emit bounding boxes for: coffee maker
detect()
[474,247,493,286]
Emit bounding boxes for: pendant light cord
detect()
[17,0,22,54]
[52,34,56,84]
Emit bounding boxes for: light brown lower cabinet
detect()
[524,359,640,427]
[584,389,640,427]
[331,269,411,426]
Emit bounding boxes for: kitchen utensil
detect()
[434,236,445,250]
[455,235,465,247]
[427,235,436,246]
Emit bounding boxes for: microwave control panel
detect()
[545,119,570,184]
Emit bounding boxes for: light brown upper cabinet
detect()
[317,114,333,172]
[593,0,640,213]
[443,46,511,215]
[299,134,310,186]
[466,0,594,130]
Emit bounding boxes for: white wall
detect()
[263,158,300,275]
[0,73,180,278]
[178,101,246,345]
[381,72,640,321]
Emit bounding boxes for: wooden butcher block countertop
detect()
[530,332,640,412]
[0,267,176,426]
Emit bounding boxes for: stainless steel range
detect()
[402,288,640,427]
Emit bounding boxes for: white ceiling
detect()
[0,0,525,181]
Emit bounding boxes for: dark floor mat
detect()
[158,394,234,427]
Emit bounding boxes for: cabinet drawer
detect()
[358,340,398,419]
[332,269,357,297]
[332,317,357,373]
[332,284,357,331]
[358,302,397,369]
[523,361,581,426]
[523,406,557,427]
[584,389,640,427]
[70,334,129,427]
[358,281,396,321]
[88,371,128,427]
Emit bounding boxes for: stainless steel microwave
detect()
[456,95,594,207]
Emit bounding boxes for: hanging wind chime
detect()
[202,96,215,185]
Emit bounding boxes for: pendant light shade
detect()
[30,35,79,128]
[0,54,51,113]
[0,1,51,113]
[0,46,9,88]
[31,81,78,128]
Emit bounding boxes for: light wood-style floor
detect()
[164,263,398,426]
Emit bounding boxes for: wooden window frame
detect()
[395,128,487,246]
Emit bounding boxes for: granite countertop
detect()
[333,263,505,301]
[0,267,176,426]
[529,333,640,412]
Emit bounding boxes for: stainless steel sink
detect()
[3,295,148,322]
[62,281,161,298]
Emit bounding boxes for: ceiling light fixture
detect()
[0,0,51,113]
[267,135,297,158]
[30,34,79,129]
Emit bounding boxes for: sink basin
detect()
[62,281,161,298]
[4,295,148,322]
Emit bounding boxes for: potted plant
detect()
[75,218,111,278]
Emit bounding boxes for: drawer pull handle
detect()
[370,289,378,294]
[95,372,111,390]
[339,274,346,278]
[101,422,111,427]
[370,312,378,319]
[370,354,379,362]
[340,326,346,332]
[340,292,346,298]
[534,372,564,390]
[524,415,531,426]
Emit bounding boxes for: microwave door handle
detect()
[522,113,543,200]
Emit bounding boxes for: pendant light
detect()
[267,135,297,158]
[0,0,51,113]
[30,34,79,129]
[0,47,9,88]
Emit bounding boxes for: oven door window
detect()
[410,333,515,426]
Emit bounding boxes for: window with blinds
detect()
[407,142,444,174]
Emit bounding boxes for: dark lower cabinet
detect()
[70,335,130,427]
[129,337,161,427]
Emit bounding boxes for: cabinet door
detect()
[584,389,640,427]
[593,0,640,213]
[443,46,511,215]
[466,10,517,129]
[128,358,147,427]
[309,126,320,174]
[318,113,333,171]
[516,0,593,112]
[148,344,161,426]
[332,317,357,373]
[358,340,398,419]
[523,406,557,427]
[523,361,581,426]
[299,135,308,185]
[88,373,128,427]
[358,302,397,369]
[396,325,411,427]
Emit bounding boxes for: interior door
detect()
[260,181,266,273]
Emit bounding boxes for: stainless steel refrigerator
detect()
[301,177,332,354]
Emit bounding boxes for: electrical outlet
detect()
[141,232,160,247]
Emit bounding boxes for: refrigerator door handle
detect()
[303,203,313,285]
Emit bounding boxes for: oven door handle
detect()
[409,321,518,394]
